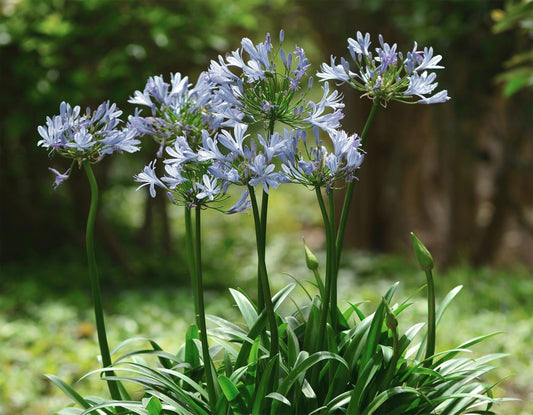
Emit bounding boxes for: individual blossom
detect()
[317,31,450,105]
[37,101,141,187]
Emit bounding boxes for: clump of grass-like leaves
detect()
[48,238,510,414]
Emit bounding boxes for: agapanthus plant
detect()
[37,100,141,402]
[130,75,232,411]
[42,28,510,415]
[202,32,351,364]
[311,33,452,334]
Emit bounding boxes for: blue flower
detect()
[217,123,249,157]
[207,32,336,132]
[227,189,252,214]
[48,167,71,188]
[98,128,141,155]
[196,174,221,201]
[418,90,450,104]
[135,160,165,198]
[348,31,371,58]
[281,128,364,189]
[128,72,219,149]
[161,163,188,190]
[248,154,286,194]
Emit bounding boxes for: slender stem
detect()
[186,206,217,410]
[316,187,333,350]
[248,186,278,357]
[335,99,381,267]
[424,269,436,367]
[328,190,338,332]
[83,161,122,401]
[184,207,196,282]
[256,191,269,311]
[384,322,400,386]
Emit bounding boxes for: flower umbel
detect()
[37,101,141,187]
[207,32,343,133]
[317,31,450,105]
[128,72,222,150]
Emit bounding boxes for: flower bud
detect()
[410,232,434,271]
[383,298,398,331]
[303,238,319,271]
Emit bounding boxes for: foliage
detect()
[492,0,533,96]
[1,259,531,414]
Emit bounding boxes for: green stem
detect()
[316,187,333,350]
[83,161,122,401]
[186,206,217,410]
[328,190,338,332]
[335,99,381,268]
[248,185,278,358]
[424,269,436,367]
[384,322,400,386]
[257,191,269,311]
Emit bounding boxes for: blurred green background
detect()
[1,0,532,414]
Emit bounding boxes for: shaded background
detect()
[1,0,532,282]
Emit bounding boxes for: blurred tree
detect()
[471,0,533,265]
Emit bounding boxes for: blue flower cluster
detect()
[318,31,450,105]
[37,101,141,187]
[38,30,449,202]
[133,32,358,210]
[128,72,222,155]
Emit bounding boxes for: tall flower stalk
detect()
[312,31,450,334]
[184,206,217,411]
[83,161,122,401]
[131,71,229,410]
[37,101,141,400]
[204,31,345,358]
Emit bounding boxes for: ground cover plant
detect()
[34,29,515,414]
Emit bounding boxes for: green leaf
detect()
[252,356,279,415]
[143,396,163,415]
[149,339,174,370]
[45,374,91,409]
[346,354,384,415]
[361,296,387,366]
[272,283,296,311]
[230,288,259,329]
[266,392,291,407]
[277,351,348,396]
[361,386,425,415]
[303,296,321,352]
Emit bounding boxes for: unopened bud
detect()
[383,298,398,331]
[303,239,319,271]
[410,232,434,271]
